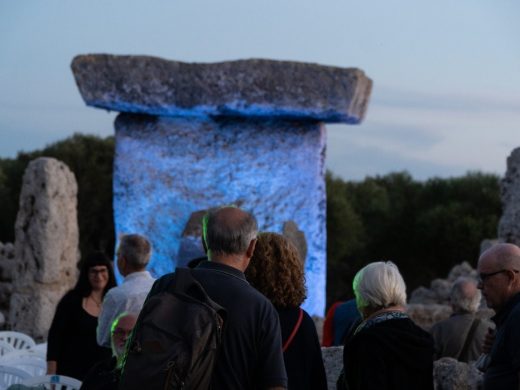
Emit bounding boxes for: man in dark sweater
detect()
[146,207,288,390]
[477,243,520,389]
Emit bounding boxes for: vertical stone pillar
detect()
[499,148,520,244]
[9,157,79,340]
[72,55,372,315]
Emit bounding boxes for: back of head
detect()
[450,277,481,313]
[118,234,152,270]
[353,261,407,313]
[203,206,257,259]
[245,232,306,308]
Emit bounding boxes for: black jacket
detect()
[343,317,434,390]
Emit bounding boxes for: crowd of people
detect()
[44,206,520,389]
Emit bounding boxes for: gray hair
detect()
[450,277,481,313]
[353,261,407,311]
[203,206,258,257]
[118,234,152,269]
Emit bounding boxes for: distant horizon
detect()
[1,129,505,183]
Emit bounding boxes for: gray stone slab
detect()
[72,54,372,124]
[113,114,326,315]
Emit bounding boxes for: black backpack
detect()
[119,267,226,390]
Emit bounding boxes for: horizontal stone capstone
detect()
[71,54,372,124]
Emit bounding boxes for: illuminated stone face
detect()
[72,54,373,316]
[114,114,326,315]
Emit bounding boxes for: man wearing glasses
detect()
[477,243,520,389]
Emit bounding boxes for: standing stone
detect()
[499,148,520,244]
[114,114,327,314]
[72,54,373,316]
[9,157,79,340]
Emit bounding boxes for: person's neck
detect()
[364,305,405,321]
[122,267,146,277]
[210,254,247,272]
[90,289,104,300]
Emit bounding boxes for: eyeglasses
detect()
[477,269,519,284]
[89,268,108,276]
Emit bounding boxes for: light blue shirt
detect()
[96,271,155,347]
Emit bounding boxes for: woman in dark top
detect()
[245,232,327,390]
[339,261,434,390]
[47,252,116,380]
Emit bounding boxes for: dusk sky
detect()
[1,0,519,180]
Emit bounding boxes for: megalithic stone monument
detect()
[71,54,372,315]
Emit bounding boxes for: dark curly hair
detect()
[245,232,306,308]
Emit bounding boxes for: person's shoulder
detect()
[60,289,81,304]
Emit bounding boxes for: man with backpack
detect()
[120,206,288,390]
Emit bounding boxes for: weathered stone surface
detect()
[499,148,520,244]
[322,346,343,390]
[114,114,326,315]
[410,262,479,306]
[71,55,372,124]
[433,357,482,390]
[282,221,307,264]
[407,303,452,331]
[9,157,79,340]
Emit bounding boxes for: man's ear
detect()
[245,238,257,259]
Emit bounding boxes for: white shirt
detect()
[96,271,155,347]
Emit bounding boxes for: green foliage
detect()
[0,137,502,308]
[326,171,501,307]
[0,134,115,258]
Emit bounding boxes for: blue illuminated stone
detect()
[114,114,326,315]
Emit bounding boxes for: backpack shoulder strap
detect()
[457,317,481,361]
[283,308,304,352]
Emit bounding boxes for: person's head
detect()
[245,232,306,308]
[353,261,407,319]
[117,234,152,276]
[75,252,117,297]
[202,206,258,269]
[477,243,520,311]
[110,312,138,360]
[450,277,481,313]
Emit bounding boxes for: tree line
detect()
[0,134,502,307]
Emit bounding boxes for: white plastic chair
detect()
[0,365,31,389]
[0,332,36,351]
[0,342,14,357]
[30,343,47,360]
[22,375,82,390]
[0,354,47,376]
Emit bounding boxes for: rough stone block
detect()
[72,55,372,124]
[9,157,79,340]
[499,147,520,244]
[322,346,343,390]
[433,357,483,390]
[114,114,326,315]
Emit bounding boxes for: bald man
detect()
[477,243,520,389]
[431,277,489,362]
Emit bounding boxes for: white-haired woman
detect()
[339,261,434,390]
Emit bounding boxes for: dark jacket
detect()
[343,316,434,390]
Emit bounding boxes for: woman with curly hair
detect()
[245,232,327,390]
